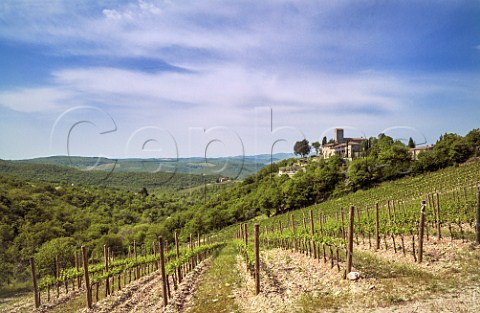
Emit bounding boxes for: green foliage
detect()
[311,141,321,155]
[465,128,480,157]
[34,237,77,276]
[293,139,311,158]
[408,137,415,148]
[35,241,224,290]
[0,160,214,193]
[346,156,380,190]
[322,136,328,146]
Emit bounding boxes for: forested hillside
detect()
[0,160,214,192]
[14,153,294,180]
[199,129,480,218]
[0,129,479,291]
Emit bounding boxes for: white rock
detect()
[346,271,360,281]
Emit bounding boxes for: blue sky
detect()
[0,0,479,160]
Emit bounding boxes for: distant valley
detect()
[0,153,295,192]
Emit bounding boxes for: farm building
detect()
[322,128,366,160]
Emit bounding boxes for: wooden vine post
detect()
[133,240,138,279]
[291,215,298,252]
[346,206,355,275]
[375,202,380,250]
[436,192,442,239]
[30,257,40,308]
[55,256,60,298]
[309,208,316,259]
[175,232,182,283]
[254,224,260,295]
[189,233,194,269]
[244,224,248,246]
[104,245,110,296]
[418,201,426,263]
[309,209,315,235]
[197,232,201,264]
[75,251,81,288]
[159,236,168,307]
[476,191,480,245]
[81,246,93,309]
[387,200,392,221]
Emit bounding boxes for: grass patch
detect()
[49,293,86,313]
[188,243,242,313]
[298,292,342,312]
[0,281,33,311]
[354,251,449,306]
[354,251,434,280]
[294,251,439,311]
[442,244,480,287]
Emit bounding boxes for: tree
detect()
[408,137,416,148]
[347,156,380,190]
[322,136,328,146]
[139,187,149,197]
[377,142,412,179]
[434,133,471,167]
[311,141,321,155]
[34,237,77,276]
[293,139,311,158]
[465,128,480,157]
[413,150,436,173]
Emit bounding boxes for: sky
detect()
[0,0,479,160]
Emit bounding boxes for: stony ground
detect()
[81,259,212,313]
[2,238,479,313]
[231,236,480,313]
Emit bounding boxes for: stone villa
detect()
[409,144,434,160]
[322,128,366,159]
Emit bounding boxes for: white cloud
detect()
[0,87,76,112]
[1,1,478,158]
[0,1,372,67]
[0,0,468,73]
[51,65,411,114]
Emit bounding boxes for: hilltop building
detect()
[409,145,434,160]
[322,128,366,159]
[278,164,305,177]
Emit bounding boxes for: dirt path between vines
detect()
[233,247,480,313]
[82,258,211,313]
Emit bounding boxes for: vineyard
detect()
[2,160,480,312]
[229,159,480,312]
[2,235,224,312]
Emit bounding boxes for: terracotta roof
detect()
[324,141,364,148]
[409,145,434,151]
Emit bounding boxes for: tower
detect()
[334,128,344,144]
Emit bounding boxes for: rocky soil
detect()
[82,259,212,313]
[232,239,480,313]
[2,238,479,313]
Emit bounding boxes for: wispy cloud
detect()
[0,1,479,158]
[0,87,76,112]
[1,1,467,69]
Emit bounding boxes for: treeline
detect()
[17,154,284,179]
[0,174,210,287]
[348,129,480,190]
[192,128,480,219]
[0,160,214,192]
